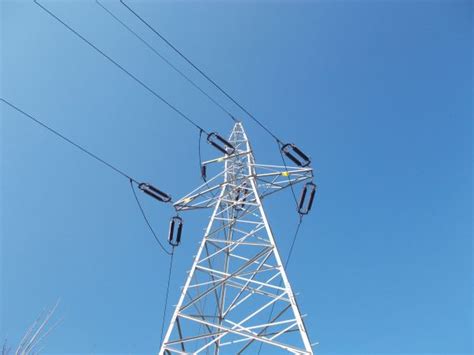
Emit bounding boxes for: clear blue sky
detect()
[1,0,472,354]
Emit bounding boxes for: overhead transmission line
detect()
[33,0,203,132]
[95,0,237,123]
[1,98,137,184]
[33,0,237,145]
[120,0,287,146]
[1,97,173,255]
[34,0,237,157]
[160,246,175,343]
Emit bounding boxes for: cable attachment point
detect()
[281,143,311,167]
[168,215,183,246]
[298,182,317,215]
[138,183,172,203]
[207,132,235,155]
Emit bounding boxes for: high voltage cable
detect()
[95,0,237,123]
[284,215,304,271]
[160,247,175,343]
[33,0,208,134]
[1,98,137,183]
[120,0,283,144]
[1,97,173,255]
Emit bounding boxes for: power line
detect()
[1,98,137,183]
[160,247,175,343]
[95,0,237,124]
[119,0,283,144]
[34,0,208,134]
[130,179,172,255]
[285,215,304,271]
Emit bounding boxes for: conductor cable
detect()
[34,0,208,134]
[95,0,237,123]
[120,0,282,143]
[1,98,137,183]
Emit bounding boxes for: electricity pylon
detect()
[160,122,314,354]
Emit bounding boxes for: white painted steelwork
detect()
[160,122,313,354]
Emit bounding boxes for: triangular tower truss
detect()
[161,122,314,354]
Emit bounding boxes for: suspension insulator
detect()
[281,143,311,167]
[168,216,183,246]
[298,182,316,215]
[201,164,207,181]
[138,183,172,203]
[207,132,235,155]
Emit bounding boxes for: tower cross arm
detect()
[253,163,314,199]
[173,163,314,211]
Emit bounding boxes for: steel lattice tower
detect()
[160,122,314,354]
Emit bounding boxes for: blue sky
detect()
[1,0,472,354]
